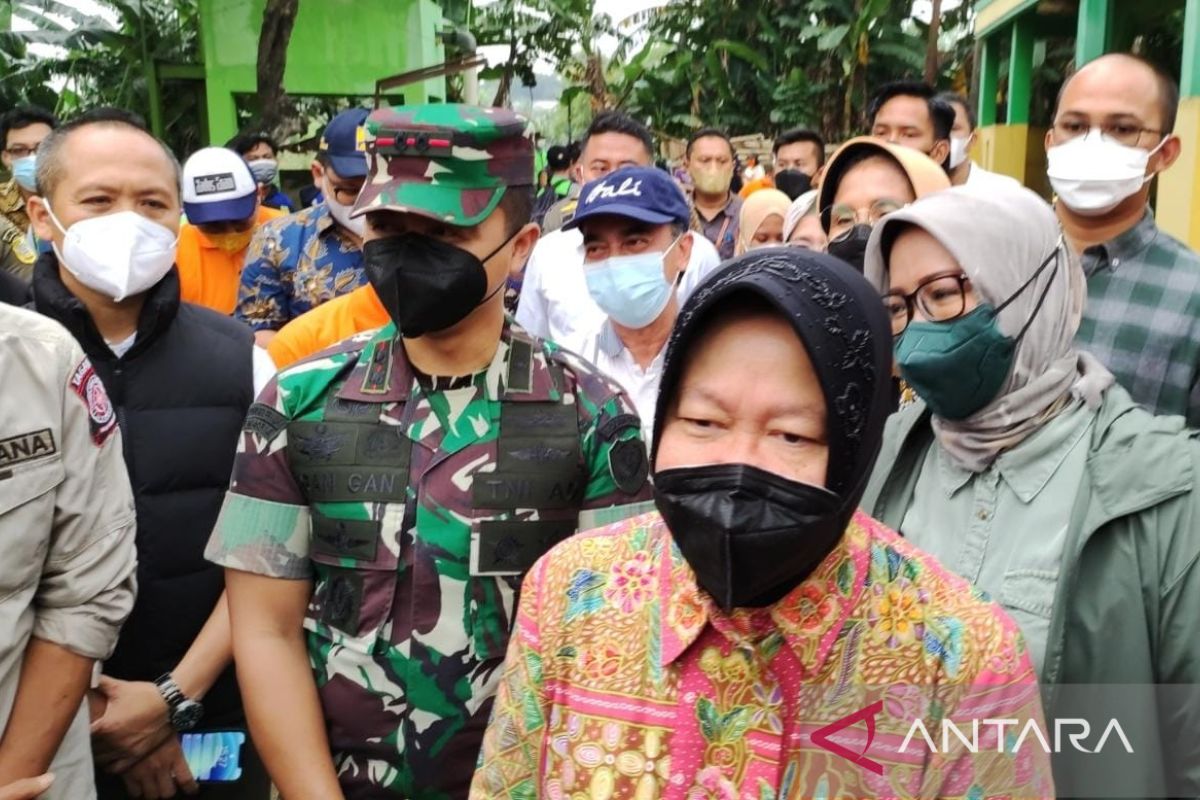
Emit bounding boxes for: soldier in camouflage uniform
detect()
[206,104,653,800]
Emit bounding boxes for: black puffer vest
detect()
[31,254,254,724]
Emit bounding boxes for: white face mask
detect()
[324,179,366,237]
[949,135,971,169]
[46,204,178,302]
[1047,130,1166,216]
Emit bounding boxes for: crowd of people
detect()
[1,49,1199,800]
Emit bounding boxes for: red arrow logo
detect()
[810,700,885,775]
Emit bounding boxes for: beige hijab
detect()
[863,184,1114,471]
[735,188,791,256]
[782,189,820,241]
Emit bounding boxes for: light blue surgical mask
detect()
[585,235,682,328]
[11,155,37,192]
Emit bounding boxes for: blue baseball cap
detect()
[566,166,691,230]
[319,107,371,179]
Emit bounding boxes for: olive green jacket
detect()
[863,385,1200,798]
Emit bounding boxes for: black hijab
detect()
[651,246,893,534]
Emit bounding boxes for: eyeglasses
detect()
[326,182,364,206]
[1051,119,1164,148]
[825,199,905,236]
[4,145,39,159]
[882,271,972,335]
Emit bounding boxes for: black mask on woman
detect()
[826,223,873,272]
[650,249,893,611]
[363,231,513,338]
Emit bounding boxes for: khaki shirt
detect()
[0,304,137,799]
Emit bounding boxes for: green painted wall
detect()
[1075,0,1112,66]
[1183,0,1200,97]
[199,0,446,144]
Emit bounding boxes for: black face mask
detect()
[653,463,843,612]
[363,232,512,338]
[773,169,812,201]
[827,223,872,272]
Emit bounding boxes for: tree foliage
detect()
[473,0,613,108]
[0,0,204,155]
[606,0,975,140]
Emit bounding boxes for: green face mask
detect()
[894,249,1059,421]
[895,304,1016,420]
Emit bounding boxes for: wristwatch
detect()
[154,673,204,732]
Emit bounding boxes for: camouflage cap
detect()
[351,104,535,227]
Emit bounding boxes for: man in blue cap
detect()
[235,108,371,344]
[565,165,695,440]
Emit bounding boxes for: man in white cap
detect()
[177,147,283,316]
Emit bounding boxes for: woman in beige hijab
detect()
[734,188,791,255]
[817,136,950,271]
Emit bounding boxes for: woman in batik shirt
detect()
[471,248,1054,800]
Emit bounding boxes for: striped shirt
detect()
[1076,209,1200,426]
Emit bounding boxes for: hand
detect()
[90,676,173,772]
[120,738,198,800]
[87,689,108,723]
[0,774,54,800]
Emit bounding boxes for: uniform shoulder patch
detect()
[68,359,117,446]
[608,437,649,495]
[1,225,34,264]
[597,413,642,442]
[243,403,288,442]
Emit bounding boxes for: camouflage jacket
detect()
[206,319,652,799]
[0,179,28,236]
[0,215,35,282]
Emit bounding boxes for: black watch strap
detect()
[154,673,186,710]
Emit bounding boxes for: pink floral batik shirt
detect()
[471,511,1054,799]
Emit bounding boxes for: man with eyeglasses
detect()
[235,109,370,346]
[0,106,58,280]
[1048,53,1200,425]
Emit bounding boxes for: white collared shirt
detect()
[572,321,667,443]
[515,229,722,346]
[964,161,1023,191]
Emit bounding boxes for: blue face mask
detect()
[585,236,681,328]
[11,155,37,192]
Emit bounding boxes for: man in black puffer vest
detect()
[26,109,271,799]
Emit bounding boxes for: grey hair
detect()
[36,117,182,201]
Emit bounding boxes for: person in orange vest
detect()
[265,282,390,369]
[176,147,283,314]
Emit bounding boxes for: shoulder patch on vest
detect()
[608,437,649,495]
[68,359,117,446]
[243,403,288,443]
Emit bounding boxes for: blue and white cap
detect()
[566,166,691,230]
[182,147,258,224]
